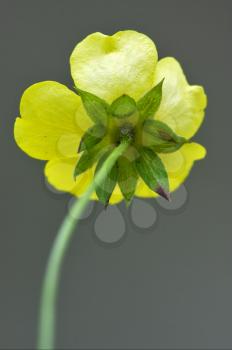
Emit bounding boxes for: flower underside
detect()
[14,30,207,205]
[74,81,187,205]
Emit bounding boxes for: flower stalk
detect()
[37,141,129,350]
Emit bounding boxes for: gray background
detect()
[0,0,231,349]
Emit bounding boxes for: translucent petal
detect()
[14,81,92,160]
[45,158,123,204]
[70,30,158,103]
[154,57,207,139]
[45,157,93,196]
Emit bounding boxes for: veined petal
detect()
[135,142,206,198]
[154,58,207,139]
[45,158,123,204]
[70,30,158,103]
[14,81,92,160]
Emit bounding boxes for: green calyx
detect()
[74,80,188,205]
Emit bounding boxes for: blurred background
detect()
[0,0,231,349]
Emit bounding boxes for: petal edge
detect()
[70,30,158,103]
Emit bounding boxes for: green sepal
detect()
[142,119,186,153]
[117,156,138,204]
[137,79,164,121]
[110,94,137,118]
[78,124,106,152]
[75,87,109,126]
[95,151,118,206]
[135,147,170,200]
[74,143,110,179]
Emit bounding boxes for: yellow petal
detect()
[154,57,207,139]
[70,30,158,103]
[14,81,92,160]
[160,142,206,191]
[45,157,93,195]
[135,142,206,198]
[135,178,158,199]
[45,157,123,204]
[108,185,124,205]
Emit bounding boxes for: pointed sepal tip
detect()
[156,186,171,202]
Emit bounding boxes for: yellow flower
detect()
[14,30,207,204]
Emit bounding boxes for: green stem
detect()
[37,141,129,350]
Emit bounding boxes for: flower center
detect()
[118,123,135,143]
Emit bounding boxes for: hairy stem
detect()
[37,141,129,350]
